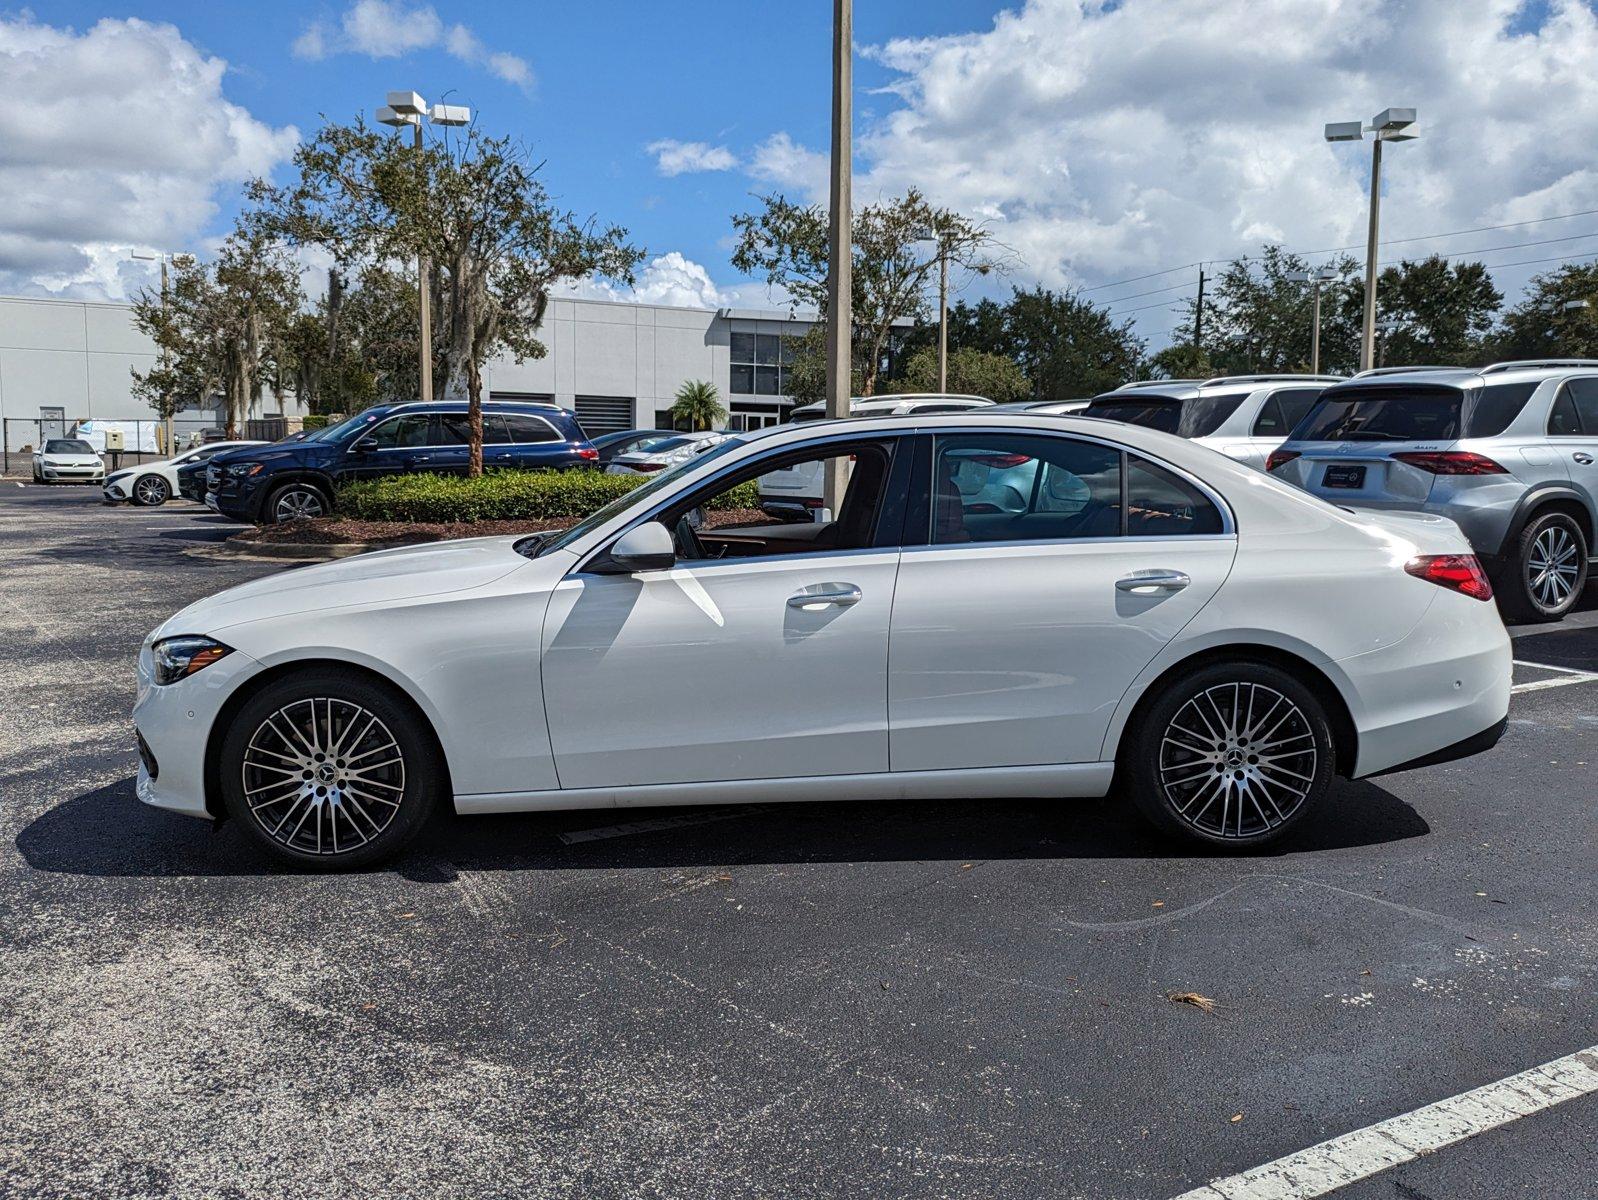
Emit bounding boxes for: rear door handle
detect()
[1116,569,1191,594]
[787,583,862,610]
[1574,452,1593,464]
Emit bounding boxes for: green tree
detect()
[732,188,1000,396]
[130,228,304,436]
[251,116,642,474]
[885,345,1030,403]
[671,379,726,431]
[1492,261,1598,360]
[1148,343,1216,380]
[1367,256,1502,366]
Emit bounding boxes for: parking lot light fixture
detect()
[1287,265,1340,375]
[378,92,473,406]
[1326,107,1419,372]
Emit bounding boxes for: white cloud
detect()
[293,1,533,91]
[647,139,738,177]
[0,14,299,299]
[811,0,1598,336]
[748,132,829,200]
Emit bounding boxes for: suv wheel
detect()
[130,473,170,506]
[1499,511,1588,623]
[219,668,441,869]
[265,481,329,524]
[1123,662,1335,849]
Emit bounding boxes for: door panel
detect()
[541,552,900,788]
[888,538,1235,769]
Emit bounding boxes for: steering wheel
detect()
[673,512,706,561]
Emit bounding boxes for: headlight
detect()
[152,636,232,685]
[225,462,265,477]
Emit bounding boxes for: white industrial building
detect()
[0,293,814,455]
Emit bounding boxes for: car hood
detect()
[42,454,102,464]
[209,442,337,470]
[158,536,530,637]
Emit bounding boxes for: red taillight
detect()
[577,447,599,460]
[1392,451,1507,475]
[1405,554,1494,601]
[1266,449,1301,472]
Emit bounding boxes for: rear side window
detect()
[1551,377,1598,435]
[1127,457,1224,536]
[504,413,559,443]
[1296,387,1464,442]
[1253,388,1323,436]
[1464,381,1538,438]
[1084,397,1182,434]
[1549,388,1582,435]
[931,433,1122,544]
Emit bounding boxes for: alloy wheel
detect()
[1526,525,1580,612]
[274,487,325,522]
[241,697,406,856]
[134,475,168,505]
[1157,682,1318,840]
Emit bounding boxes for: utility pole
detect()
[1194,265,1206,358]
[1310,277,1324,376]
[822,0,853,516]
[937,239,948,394]
[414,119,433,404]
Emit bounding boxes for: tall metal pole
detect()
[414,120,434,404]
[1194,266,1206,357]
[1310,279,1323,376]
[822,0,853,515]
[1360,136,1383,373]
[160,256,173,455]
[937,243,948,394]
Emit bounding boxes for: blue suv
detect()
[206,401,598,524]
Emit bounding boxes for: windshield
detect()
[632,435,700,454]
[1296,385,1465,442]
[530,435,750,557]
[45,439,94,454]
[318,409,391,443]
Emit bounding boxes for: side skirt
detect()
[454,762,1117,816]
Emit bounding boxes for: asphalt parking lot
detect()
[2,482,1594,1200]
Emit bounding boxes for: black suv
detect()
[207,401,597,524]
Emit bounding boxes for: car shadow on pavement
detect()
[16,775,1430,879]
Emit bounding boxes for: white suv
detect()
[760,394,994,516]
[1082,375,1342,471]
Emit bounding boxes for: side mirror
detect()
[604,521,676,573]
[349,440,374,454]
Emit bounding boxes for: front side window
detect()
[361,414,429,450]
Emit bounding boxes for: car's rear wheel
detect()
[219,668,441,870]
[130,473,170,506]
[1124,661,1335,849]
[1497,511,1588,624]
[265,480,329,524]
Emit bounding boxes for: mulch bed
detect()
[232,508,777,548]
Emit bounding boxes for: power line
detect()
[1080,261,1202,295]
[1303,206,1598,257]
[1099,278,1199,307]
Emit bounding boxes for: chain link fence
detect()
[3,417,226,475]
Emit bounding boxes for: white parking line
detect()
[1172,1044,1598,1199]
[1510,659,1598,694]
[557,805,770,845]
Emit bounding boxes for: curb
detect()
[219,535,383,561]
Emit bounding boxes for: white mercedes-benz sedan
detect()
[132,414,1511,869]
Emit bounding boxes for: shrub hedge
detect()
[337,468,761,524]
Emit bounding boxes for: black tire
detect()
[1495,510,1588,624]
[1123,661,1336,849]
[219,667,442,870]
[263,480,330,524]
[129,473,170,507]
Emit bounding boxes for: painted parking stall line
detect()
[1172,1044,1598,1200]
[1510,658,1598,694]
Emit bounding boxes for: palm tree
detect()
[670,379,726,431]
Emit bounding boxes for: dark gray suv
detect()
[1269,360,1598,622]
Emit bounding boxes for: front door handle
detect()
[408,454,433,464]
[1116,569,1191,594]
[787,583,862,610]
[1574,452,1593,465]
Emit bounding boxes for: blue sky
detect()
[6,2,1598,348]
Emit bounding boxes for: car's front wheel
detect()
[1123,661,1335,849]
[1497,510,1588,624]
[130,473,170,506]
[264,480,330,524]
[219,668,441,869]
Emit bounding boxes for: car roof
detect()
[1089,375,1340,403]
[790,394,993,416]
[1329,359,1598,393]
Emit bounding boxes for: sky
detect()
[5,0,1598,352]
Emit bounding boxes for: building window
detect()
[730,331,793,397]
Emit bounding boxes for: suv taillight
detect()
[577,447,599,460]
[1404,554,1494,601]
[1392,451,1507,475]
[1265,449,1300,472]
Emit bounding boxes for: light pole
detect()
[1325,107,1418,372]
[822,0,853,515]
[1286,265,1339,375]
[132,250,194,453]
[377,92,471,404]
[1376,317,1403,368]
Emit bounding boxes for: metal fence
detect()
[3,417,225,475]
